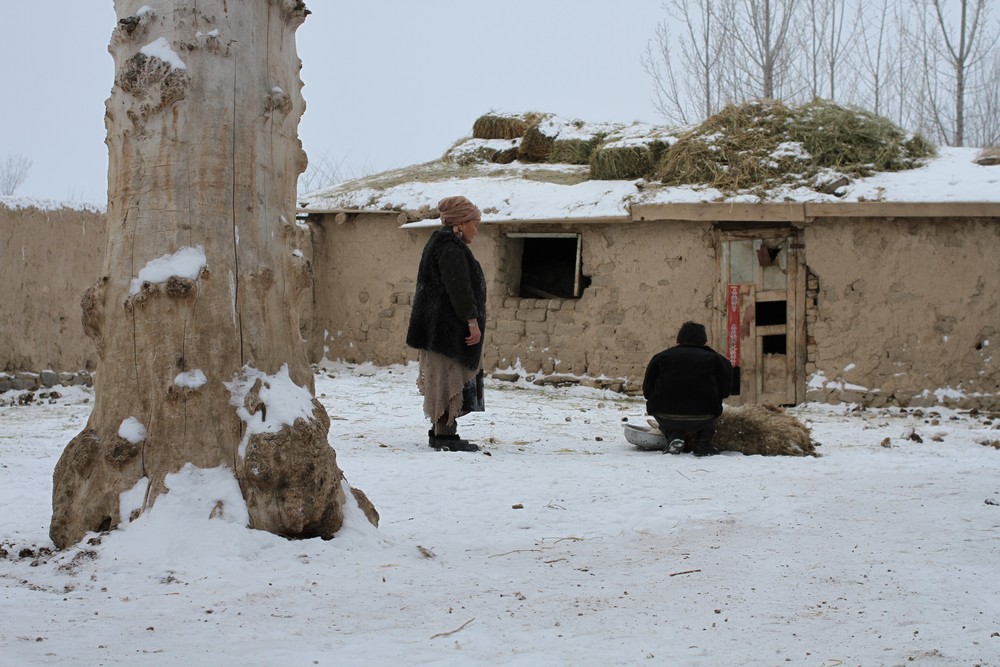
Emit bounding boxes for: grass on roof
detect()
[655,99,935,194]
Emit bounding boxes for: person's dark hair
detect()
[676,321,708,346]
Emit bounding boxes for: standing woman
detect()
[406,196,487,452]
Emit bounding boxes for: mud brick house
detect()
[297,109,1000,410]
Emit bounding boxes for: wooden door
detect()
[717,230,806,405]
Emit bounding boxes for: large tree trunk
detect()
[50,0,377,549]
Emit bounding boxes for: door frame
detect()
[715,225,807,405]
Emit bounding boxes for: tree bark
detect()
[50,0,377,549]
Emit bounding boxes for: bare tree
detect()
[643,0,1000,147]
[804,0,827,98]
[732,0,802,99]
[972,52,1000,145]
[915,0,995,146]
[50,0,378,549]
[0,153,32,196]
[298,151,352,196]
[856,0,898,116]
[642,0,736,125]
[820,0,856,100]
[802,0,855,100]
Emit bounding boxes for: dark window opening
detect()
[762,334,787,355]
[755,300,787,326]
[516,235,588,299]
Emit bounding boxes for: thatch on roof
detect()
[655,99,935,194]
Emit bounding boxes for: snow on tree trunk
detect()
[50,0,378,549]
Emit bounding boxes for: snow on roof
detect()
[299,140,1000,223]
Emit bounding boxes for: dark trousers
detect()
[653,416,718,453]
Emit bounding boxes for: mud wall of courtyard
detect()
[0,202,106,376]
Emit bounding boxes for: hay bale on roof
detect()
[492,146,520,164]
[473,114,529,140]
[472,111,548,140]
[548,135,604,165]
[590,140,668,180]
[714,404,817,456]
[518,126,556,163]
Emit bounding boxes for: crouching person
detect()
[643,321,733,457]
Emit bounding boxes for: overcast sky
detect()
[0,2,665,204]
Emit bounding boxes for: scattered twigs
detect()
[430,617,475,639]
[668,569,702,577]
[489,549,543,558]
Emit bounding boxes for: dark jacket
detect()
[405,227,487,370]
[643,344,733,417]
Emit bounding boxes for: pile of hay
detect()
[656,99,934,194]
[713,403,817,456]
[789,99,934,174]
[976,146,1000,166]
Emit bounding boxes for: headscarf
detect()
[438,196,481,226]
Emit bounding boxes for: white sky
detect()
[0,1,665,204]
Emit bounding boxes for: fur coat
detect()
[406,227,487,370]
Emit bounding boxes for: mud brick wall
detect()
[309,215,721,394]
[803,217,999,409]
[0,202,106,373]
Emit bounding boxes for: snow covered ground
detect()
[2,362,998,666]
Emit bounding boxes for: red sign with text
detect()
[726,284,741,367]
